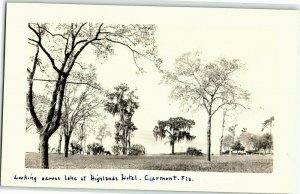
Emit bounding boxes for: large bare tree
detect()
[163,51,249,161]
[27,23,161,168]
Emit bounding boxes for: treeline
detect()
[222,128,273,155]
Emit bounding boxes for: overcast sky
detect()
[26,8,298,155]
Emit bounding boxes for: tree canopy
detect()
[27,22,161,168]
[153,117,196,154]
[163,51,249,161]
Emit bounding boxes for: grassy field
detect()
[25,152,273,173]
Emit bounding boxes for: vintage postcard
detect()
[0,2,299,193]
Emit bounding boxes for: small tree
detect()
[222,134,234,152]
[231,140,245,154]
[87,143,104,155]
[262,116,275,134]
[95,123,112,146]
[112,144,123,156]
[260,133,273,154]
[153,117,196,154]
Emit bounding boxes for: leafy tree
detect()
[95,123,112,146]
[153,117,196,154]
[239,129,250,149]
[163,52,249,161]
[251,134,261,152]
[128,144,146,156]
[28,23,160,168]
[219,106,243,154]
[104,83,139,155]
[239,132,273,154]
[61,72,102,158]
[228,124,237,143]
[231,140,245,153]
[262,116,275,134]
[222,134,234,152]
[260,133,273,153]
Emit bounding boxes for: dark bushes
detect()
[128,144,146,156]
[186,147,203,156]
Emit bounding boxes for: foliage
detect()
[70,141,83,155]
[239,131,256,151]
[186,147,203,156]
[262,116,275,133]
[26,94,50,132]
[231,141,245,152]
[95,123,112,145]
[223,135,234,151]
[105,83,139,155]
[61,70,103,157]
[128,144,146,156]
[112,144,123,156]
[163,51,249,161]
[87,143,104,155]
[238,132,273,153]
[153,117,196,154]
[258,133,273,152]
[27,22,161,168]
[228,124,237,141]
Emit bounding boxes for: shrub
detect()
[186,147,203,156]
[70,142,83,155]
[112,144,123,155]
[128,144,146,156]
[222,150,230,155]
[87,143,104,155]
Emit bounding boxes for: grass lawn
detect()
[25,152,273,173]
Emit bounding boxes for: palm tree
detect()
[153,117,196,154]
[262,116,275,134]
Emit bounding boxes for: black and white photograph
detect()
[25,21,274,172]
[1,2,299,193]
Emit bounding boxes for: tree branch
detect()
[27,46,43,130]
[28,24,66,75]
[27,78,103,91]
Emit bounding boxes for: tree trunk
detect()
[219,138,223,155]
[122,128,127,155]
[128,131,131,150]
[219,112,226,155]
[64,135,71,157]
[58,134,62,154]
[171,142,175,155]
[207,116,212,161]
[40,134,49,169]
[80,138,83,154]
